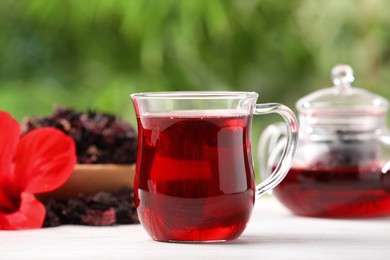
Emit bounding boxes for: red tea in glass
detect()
[131,92,298,242]
[136,113,254,241]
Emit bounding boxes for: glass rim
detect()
[130,91,259,100]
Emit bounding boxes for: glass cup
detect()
[131,91,298,242]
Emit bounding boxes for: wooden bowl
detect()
[38,164,135,200]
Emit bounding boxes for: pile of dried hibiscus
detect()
[22,106,139,227]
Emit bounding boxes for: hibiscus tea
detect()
[135,112,255,242]
[274,166,390,217]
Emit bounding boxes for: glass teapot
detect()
[259,64,390,217]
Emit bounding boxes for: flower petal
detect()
[14,127,76,194]
[0,111,20,179]
[0,192,45,230]
[0,111,21,212]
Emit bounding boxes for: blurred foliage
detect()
[1,0,390,128]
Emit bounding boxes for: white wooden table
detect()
[1,196,390,260]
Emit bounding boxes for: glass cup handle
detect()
[253,103,299,198]
[258,122,287,183]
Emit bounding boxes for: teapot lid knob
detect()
[296,64,389,123]
[331,64,354,91]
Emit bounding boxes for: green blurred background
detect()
[1,0,390,143]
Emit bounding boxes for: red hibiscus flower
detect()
[0,111,76,230]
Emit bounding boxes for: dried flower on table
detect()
[43,188,139,227]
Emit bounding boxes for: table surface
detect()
[1,196,390,260]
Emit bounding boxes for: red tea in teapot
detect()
[273,142,390,217]
[274,166,390,217]
[135,112,255,241]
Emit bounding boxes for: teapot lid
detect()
[296,64,389,118]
